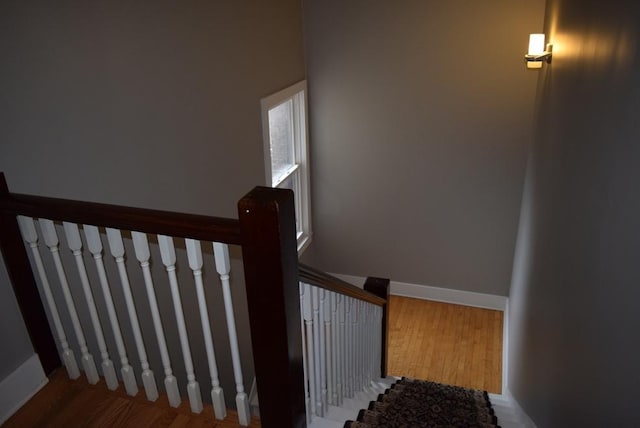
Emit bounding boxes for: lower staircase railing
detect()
[298,265,389,426]
[0,173,389,428]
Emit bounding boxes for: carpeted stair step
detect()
[343,378,500,428]
[307,378,402,427]
[324,379,398,422]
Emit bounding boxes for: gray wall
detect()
[0,256,34,380]
[0,0,304,398]
[508,1,640,426]
[303,0,545,295]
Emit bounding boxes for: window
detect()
[261,80,311,254]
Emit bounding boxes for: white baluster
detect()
[373,305,379,382]
[213,242,250,426]
[318,288,328,414]
[353,299,362,391]
[83,225,137,396]
[62,222,118,390]
[364,304,370,386]
[131,232,180,407]
[157,235,203,414]
[337,294,345,404]
[364,304,369,386]
[374,306,383,377]
[348,297,355,397]
[299,283,312,424]
[39,219,99,384]
[358,301,364,390]
[343,297,350,397]
[323,290,333,409]
[17,216,80,380]
[364,303,373,387]
[106,228,158,401]
[355,300,362,391]
[185,239,226,420]
[330,291,338,405]
[303,283,317,419]
[311,285,323,415]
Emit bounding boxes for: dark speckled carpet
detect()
[343,378,499,428]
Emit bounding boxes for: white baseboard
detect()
[0,354,48,425]
[502,299,510,393]
[501,388,538,428]
[331,273,507,311]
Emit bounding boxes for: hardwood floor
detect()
[5,296,502,427]
[3,369,261,428]
[387,296,503,393]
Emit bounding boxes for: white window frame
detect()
[261,80,312,254]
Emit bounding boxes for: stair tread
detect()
[308,415,344,428]
[325,404,359,422]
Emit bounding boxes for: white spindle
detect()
[311,285,323,416]
[323,290,333,410]
[302,283,317,419]
[62,222,118,390]
[106,228,158,401]
[355,300,362,391]
[349,297,356,396]
[357,300,363,390]
[213,242,250,426]
[365,305,370,385]
[18,216,80,380]
[375,306,384,377]
[318,288,328,414]
[364,304,369,386]
[299,283,312,424]
[336,294,345,404]
[185,239,226,420]
[358,301,363,391]
[157,235,203,414]
[330,291,338,405]
[83,225,138,396]
[131,231,181,408]
[343,297,351,397]
[39,219,99,384]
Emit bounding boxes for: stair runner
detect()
[343,378,498,428]
[307,377,511,428]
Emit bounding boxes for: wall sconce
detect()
[525,33,553,69]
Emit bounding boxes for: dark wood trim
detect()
[0,173,60,374]
[238,187,305,428]
[299,263,385,306]
[363,277,390,378]
[1,192,241,244]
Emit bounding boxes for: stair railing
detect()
[0,174,389,428]
[0,172,250,424]
[298,264,389,425]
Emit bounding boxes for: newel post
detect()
[238,187,305,428]
[0,173,60,374]
[363,277,390,378]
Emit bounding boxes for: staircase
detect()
[1,175,533,428]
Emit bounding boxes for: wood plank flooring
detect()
[3,369,261,428]
[5,296,502,426]
[387,296,503,393]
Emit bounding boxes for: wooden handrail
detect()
[299,263,386,306]
[0,183,242,245]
